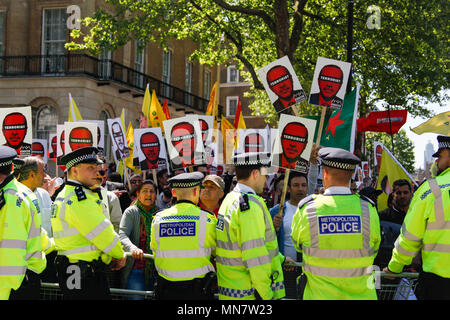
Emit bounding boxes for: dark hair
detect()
[136,179,157,194]
[235,165,262,181]
[108,172,122,183]
[288,171,307,187]
[157,168,168,180]
[0,164,12,176]
[393,179,412,192]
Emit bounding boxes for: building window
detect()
[226,96,239,117]
[134,40,145,89]
[42,8,66,73]
[203,70,211,100]
[162,49,172,98]
[99,110,111,160]
[98,47,112,79]
[184,60,193,106]
[227,65,239,83]
[34,105,58,141]
[0,11,5,56]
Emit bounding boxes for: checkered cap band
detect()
[170,180,201,188]
[438,141,450,149]
[65,152,97,169]
[0,159,13,167]
[322,159,356,170]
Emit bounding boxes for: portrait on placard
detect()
[374,141,384,173]
[361,161,371,179]
[48,133,57,159]
[163,116,205,170]
[107,118,129,161]
[236,129,270,155]
[0,106,33,157]
[64,121,98,154]
[32,139,48,164]
[257,56,307,114]
[81,120,105,156]
[309,57,352,110]
[186,115,215,165]
[271,114,317,173]
[134,127,168,171]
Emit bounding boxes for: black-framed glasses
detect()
[98,170,106,176]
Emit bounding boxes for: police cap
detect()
[0,146,17,168]
[432,135,450,158]
[60,146,101,170]
[319,147,360,171]
[13,158,25,171]
[168,171,204,189]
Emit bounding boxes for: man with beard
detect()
[2,112,32,157]
[266,65,306,114]
[111,122,129,161]
[384,135,450,300]
[379,179,413,225]
[274,122,310,173]
[169,122,203,170]
[309,65,344,109]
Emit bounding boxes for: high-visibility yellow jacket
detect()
[388,167,450,277]
[291,193,380,300]
[150,200,217,281]
[0,175,47,300]
[51,180,124,264]
[216,185,285,300]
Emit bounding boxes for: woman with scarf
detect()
[119,180,159,299]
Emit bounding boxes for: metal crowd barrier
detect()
[40,254,419,300]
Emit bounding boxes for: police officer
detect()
[384,135,450,299]
[52,147,126,300]
[0,147,49,300]
[291,147,381,300]
[150,171,217,300]
[216,152,285,300]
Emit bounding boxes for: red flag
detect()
[162,99,171,120]
[357,109,407,134]
[233,97,246,129]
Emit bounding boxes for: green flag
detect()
[309,85,359,152]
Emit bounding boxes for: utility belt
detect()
[55,255,107,279]
[155,272,216,297]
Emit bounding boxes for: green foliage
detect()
[365,129,416,174]
[66,0,449,125]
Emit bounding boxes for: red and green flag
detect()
[310,85,359,152]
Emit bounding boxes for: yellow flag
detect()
[141,84,151,125]
[68,93,83,122]
[124,121,141,173]
[149,90,168,131]
[410,111,450,135]
[206,82,219,118]
[120,108,126,129]
[376,146,416,212]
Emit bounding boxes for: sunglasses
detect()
[98,170,106,176]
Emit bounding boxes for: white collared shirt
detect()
[233,182,256,195]
[323,186,352,195]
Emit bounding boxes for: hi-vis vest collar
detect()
[0,174,14,190]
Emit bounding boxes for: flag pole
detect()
[387,105,395,154]
[276,104,303,229]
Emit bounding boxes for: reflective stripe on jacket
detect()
[216,191,285,300]
[51,182,123,264]
[291,193,380,300]
[389,167,450,277]
[150,201,217,281]
[0,176,46,299]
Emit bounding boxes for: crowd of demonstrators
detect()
[1,134,448,301]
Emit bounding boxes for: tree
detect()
[365,129,416,175]
[67,0,448,123]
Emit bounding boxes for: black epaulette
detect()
[74,186,87,201]
[239,193,250,212]
[358,194,376,208]
[0,190,5,210]
[297,194,315,210]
